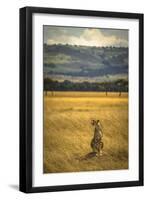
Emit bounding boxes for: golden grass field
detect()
[43,92,128,173]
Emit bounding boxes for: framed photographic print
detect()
[19,7,144,193]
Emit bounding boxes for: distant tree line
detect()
[44,78,128,95]
[44,43,128,50]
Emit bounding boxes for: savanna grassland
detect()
[43,92,128,173]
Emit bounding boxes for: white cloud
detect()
[47,28,128,47]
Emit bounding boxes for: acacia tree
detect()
[44,78,48,96]
[115,79,128,96]
[44,78,55,96]
[105,75,110,96]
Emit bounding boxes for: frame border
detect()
[19,6,144,193]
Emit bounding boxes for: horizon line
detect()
[43,43,128,48]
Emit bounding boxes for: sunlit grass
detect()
[43,92,128,173]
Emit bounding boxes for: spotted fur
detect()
[91,120,104,156]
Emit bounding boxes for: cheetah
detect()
[91,119,104,156]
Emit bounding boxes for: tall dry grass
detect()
[43,92,128,173]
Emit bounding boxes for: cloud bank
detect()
[44,26,128,47]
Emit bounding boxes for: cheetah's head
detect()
[91,119,100,126]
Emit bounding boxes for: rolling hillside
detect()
[43,44,128,82]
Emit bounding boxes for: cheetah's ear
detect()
[96,120,100,124]
[91,119,97,125]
